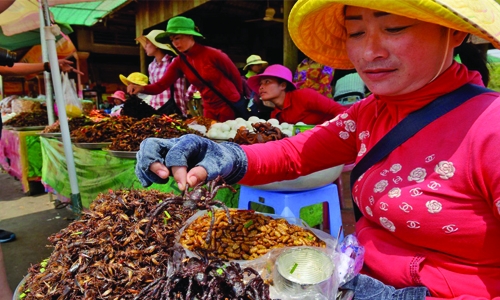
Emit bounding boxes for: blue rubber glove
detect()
[135,135,248,187]
[341,274,428,300]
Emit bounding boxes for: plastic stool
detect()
[238,184,344,239]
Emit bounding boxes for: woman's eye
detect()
[347,31,364,38]
[386,26,410,33]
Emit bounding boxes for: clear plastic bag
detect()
[61,72,82,118]
[176,210,343,300]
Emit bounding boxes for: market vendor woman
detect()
[135,0,500,299]
[127,16,243,122]
[247,64,346,125]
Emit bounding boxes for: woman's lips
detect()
[362,68,396,80]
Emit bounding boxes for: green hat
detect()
[155,16,204,43]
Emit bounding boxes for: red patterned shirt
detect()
[148,54,188,115]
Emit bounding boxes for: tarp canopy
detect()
[0,0,129,36]
[0,21,72,50]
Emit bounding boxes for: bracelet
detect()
[43,62,51,72]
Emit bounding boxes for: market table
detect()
[39,137,240,209]
[0,128,43,194]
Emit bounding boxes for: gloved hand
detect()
[340,274,428,300]
[135,134,248,187]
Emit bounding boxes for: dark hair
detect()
[454,37,490,86]
[277,78,296,92]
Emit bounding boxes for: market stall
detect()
[0,128,43,194]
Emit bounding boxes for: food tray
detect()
[74,142,111,150]
[105,149,138,159]
[38,132,62,138]
[10,125,47,131]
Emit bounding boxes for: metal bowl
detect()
[274,247,335,296]
[248,165,344,191]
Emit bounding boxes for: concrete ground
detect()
[0,169,356,295]
[0,171,76,294]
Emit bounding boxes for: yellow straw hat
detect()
[288,0,500,70]
[135,29,178,55]
[119,72,149,86]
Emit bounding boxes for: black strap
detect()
[350,83,491,220]
[178,53,235,107]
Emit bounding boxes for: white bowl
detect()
[248,165,344,191]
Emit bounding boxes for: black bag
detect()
[156,85,183,116]
[179,53,255,120]
[228,95,252,119]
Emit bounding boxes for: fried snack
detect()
[180,209,325,260]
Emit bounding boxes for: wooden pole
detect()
[283,0,298,71]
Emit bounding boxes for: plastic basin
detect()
[247,165,344,191]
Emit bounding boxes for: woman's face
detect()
[258,77,286,101]
[250,64,266,74]
[113,99,123,105]
[144,39,158,56]
[344,7,466,96]
[170,34,195,53]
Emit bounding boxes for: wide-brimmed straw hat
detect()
[108,90,127,102]
[155,16,204,43]
[119,72,149,86]
[288,0,500,70]
[243,55,269,70]
[247,64,296,93]
[136,29,177,54]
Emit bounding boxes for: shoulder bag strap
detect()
[178,53,235,107]
[350,83,491,220]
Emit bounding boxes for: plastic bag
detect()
[61,72,82,118]
[336,234,365,286]
[176,210,341,300]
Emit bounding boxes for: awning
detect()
[0,0,129,36]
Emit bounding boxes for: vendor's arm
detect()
[302,88,346,116]
[0,59,82,76]
[132,57,183,95]
[240,108,357,185]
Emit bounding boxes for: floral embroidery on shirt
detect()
[379,202,389,211]
[380,217,396,232]
[344,120,356,132]
[496,201,500,215]
[442,224,458,234]
[408,167,427,183]
[425,154,435,163]
[339,131,350,139]
[407,220,420,229]
[380,169,389,176]
[369,195,374,205]
[390,164,402,173]
[335,119,343,127]
[393,176,403,184]
[410,187,423,197]
[359,131,370,140]
[340,113,349,119]
[388,188,401,198]
[426,200,442,213]
[365,206,373,216]
[435,161,455,179]
[400,202,413,213]
[427,181,441,190]
[374,180,389,193]
[358,143,367,156]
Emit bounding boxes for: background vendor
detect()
[247,64,346,124]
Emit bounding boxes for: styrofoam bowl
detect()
[247,165,344,191]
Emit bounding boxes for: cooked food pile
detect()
[180,209,326,261]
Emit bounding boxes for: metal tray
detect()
[38,132,62,138]
[74,142,111,150]
[105,149,138,159]
[10,125,47,131]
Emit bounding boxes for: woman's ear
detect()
[451,30,469,48]
[279,81,288,92]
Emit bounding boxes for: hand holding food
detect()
[135,134,248,190]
